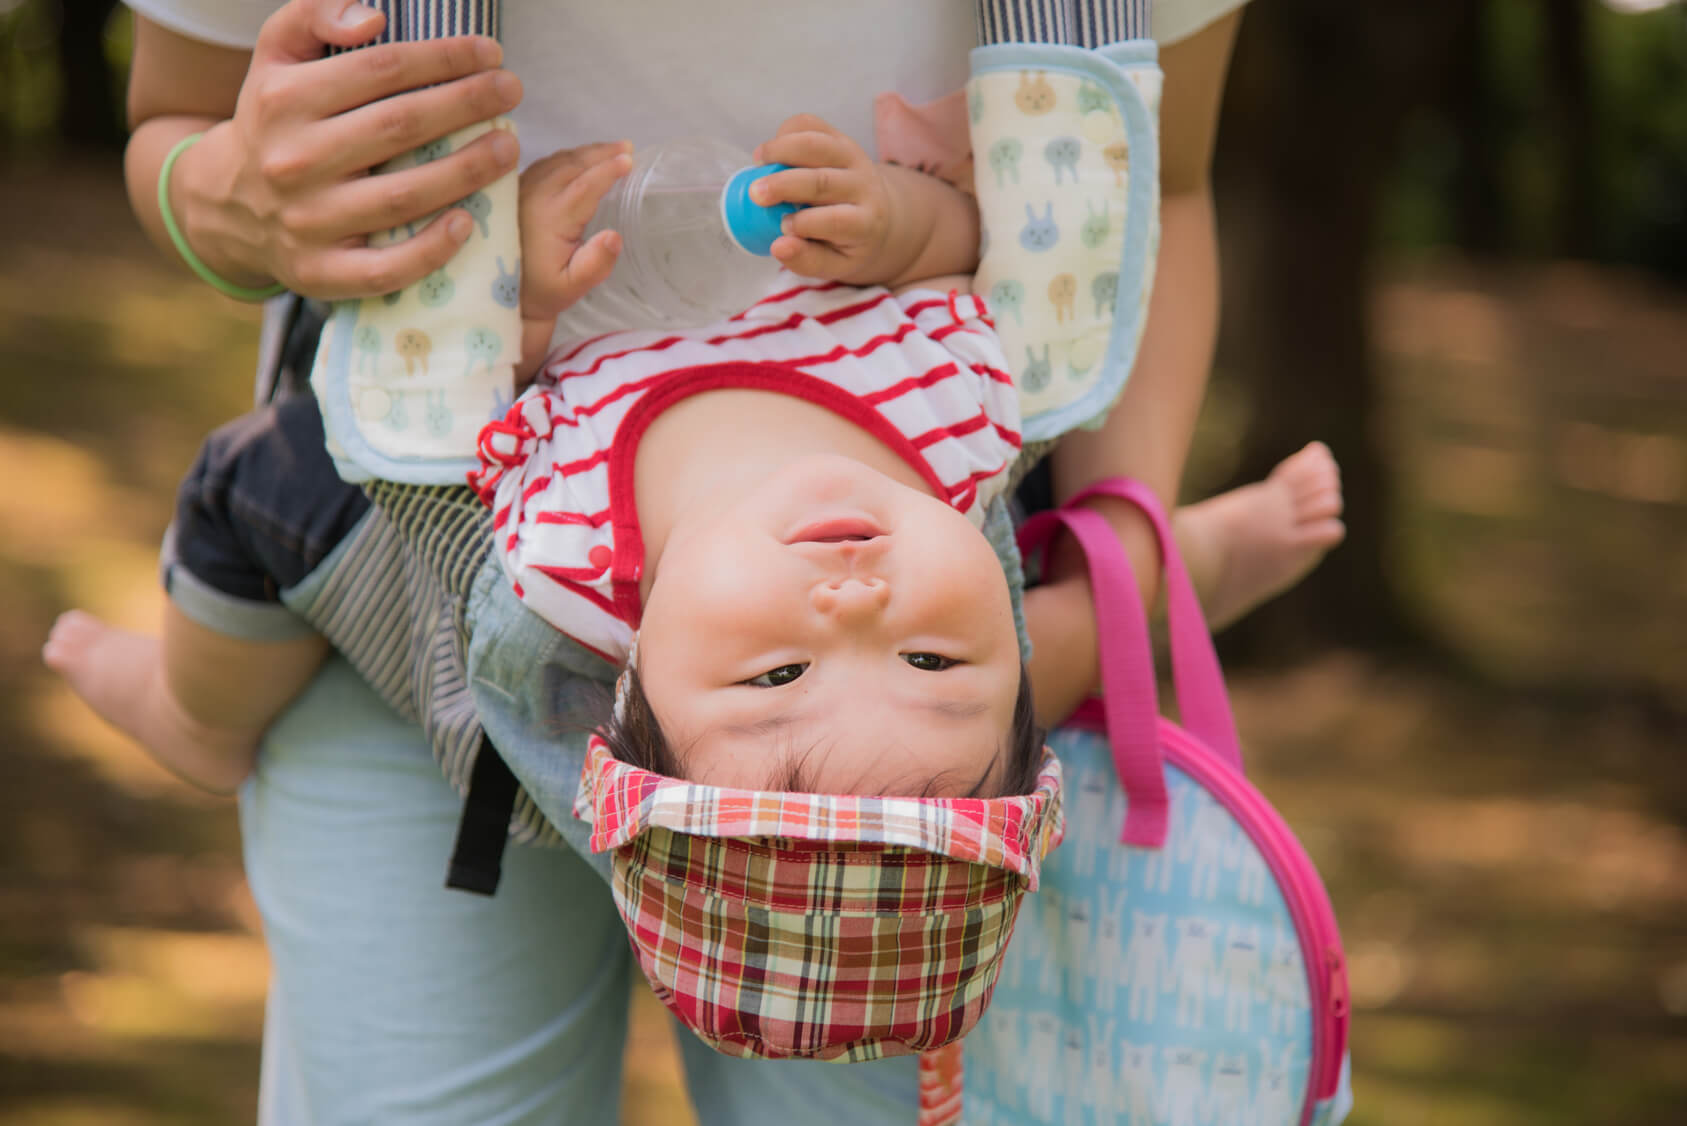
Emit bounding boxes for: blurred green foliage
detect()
[0,0,129,152]
[1383,2,1687,277]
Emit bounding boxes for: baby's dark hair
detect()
[598,663,1046,799]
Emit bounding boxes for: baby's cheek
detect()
[676,556,778,639]
[937,524,1012,598]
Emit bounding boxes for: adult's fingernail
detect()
[337,2,376,27]
[447,212,472,240]
[490,130,519,166]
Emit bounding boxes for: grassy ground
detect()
[1,158,1683,1124]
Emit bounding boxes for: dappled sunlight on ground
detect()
[2,163,1682,1124]
[1230,657,1687,1126]
[1379,257,1687,704]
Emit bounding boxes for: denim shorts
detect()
[164,393,369,641]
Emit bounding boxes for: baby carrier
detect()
[962,478,1352,1125]
[294,0,1170,902]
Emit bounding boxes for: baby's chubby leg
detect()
[47,392,370,791]
[44,603,329,793]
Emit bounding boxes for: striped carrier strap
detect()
[361,478,563,895]
[293,478,563,896]
[322,0,530,893]
[366,479,552,894]
[974,0,1151,47]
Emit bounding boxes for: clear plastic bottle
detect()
[550,138,799,346]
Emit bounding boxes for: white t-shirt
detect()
[126,0,1247,166]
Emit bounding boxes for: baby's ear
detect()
[872,89,975,194]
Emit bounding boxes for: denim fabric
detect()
[677,1029,921,1126]
[466,555,618,881]
[243,655,632,1126]
[172,393,368,602]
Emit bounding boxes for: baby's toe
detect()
[1297,517,1347,551]
[1297,484,1345,521]
[1291,468,1343,509]
[1273,441,1338,489]
[43,610,101,664]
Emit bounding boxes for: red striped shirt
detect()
[471,279,1020,663]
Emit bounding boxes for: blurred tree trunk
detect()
[1544,0,1597,257]
[1213,0,1465,658]
[55,0,124,149]
[1449,0,1505,254]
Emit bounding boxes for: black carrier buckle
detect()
[445,737,518,896]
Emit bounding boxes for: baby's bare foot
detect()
[1178,442,1346,630]
[43,610,254,793]
[42,610,151,724]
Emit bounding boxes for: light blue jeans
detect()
[241,655,633,1124]
[243,648,924,1124]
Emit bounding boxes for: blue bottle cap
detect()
[721,163,801,256]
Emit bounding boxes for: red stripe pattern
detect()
[471,279,1021,659]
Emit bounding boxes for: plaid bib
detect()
[575,738,1064,1064]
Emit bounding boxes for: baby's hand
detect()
[518,141,632,326]
[752,114,896,283]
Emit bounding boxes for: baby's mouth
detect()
[785,517,886,544]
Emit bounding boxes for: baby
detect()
[43,117,1043,801]
[44,115,1340,801]
[475,116,1039,799]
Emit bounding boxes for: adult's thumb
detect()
[254,0,385,66]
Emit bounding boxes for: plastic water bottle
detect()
[550,138,800,345]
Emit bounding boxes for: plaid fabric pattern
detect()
[579,740,1062,885]
[577,738,1063,1062]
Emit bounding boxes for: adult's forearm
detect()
[126,115,280,290]
[1018,10,1239,718]
[1029,185,1222,711]
[123,6,520,303]
[1056,188,1219,513]
[1056,187,1219,553]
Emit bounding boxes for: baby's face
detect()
[636,455,1021,798]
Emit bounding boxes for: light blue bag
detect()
[964,480,1352,1126]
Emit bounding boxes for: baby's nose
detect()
[811,576,889,620]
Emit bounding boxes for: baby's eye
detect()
[744,663,807,687]
[902,653,957,671]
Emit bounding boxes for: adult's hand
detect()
[165,0,523,299]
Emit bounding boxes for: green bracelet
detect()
[158,132,287,302]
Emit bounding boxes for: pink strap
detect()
[1064,478,1243,771]
[1017,478,1245,848]
[1019,506,1168,847]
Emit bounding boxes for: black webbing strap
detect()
[445,736,518,895]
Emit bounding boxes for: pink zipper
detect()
[1160,721,1349,1122]
[1067,705,1349,1122]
